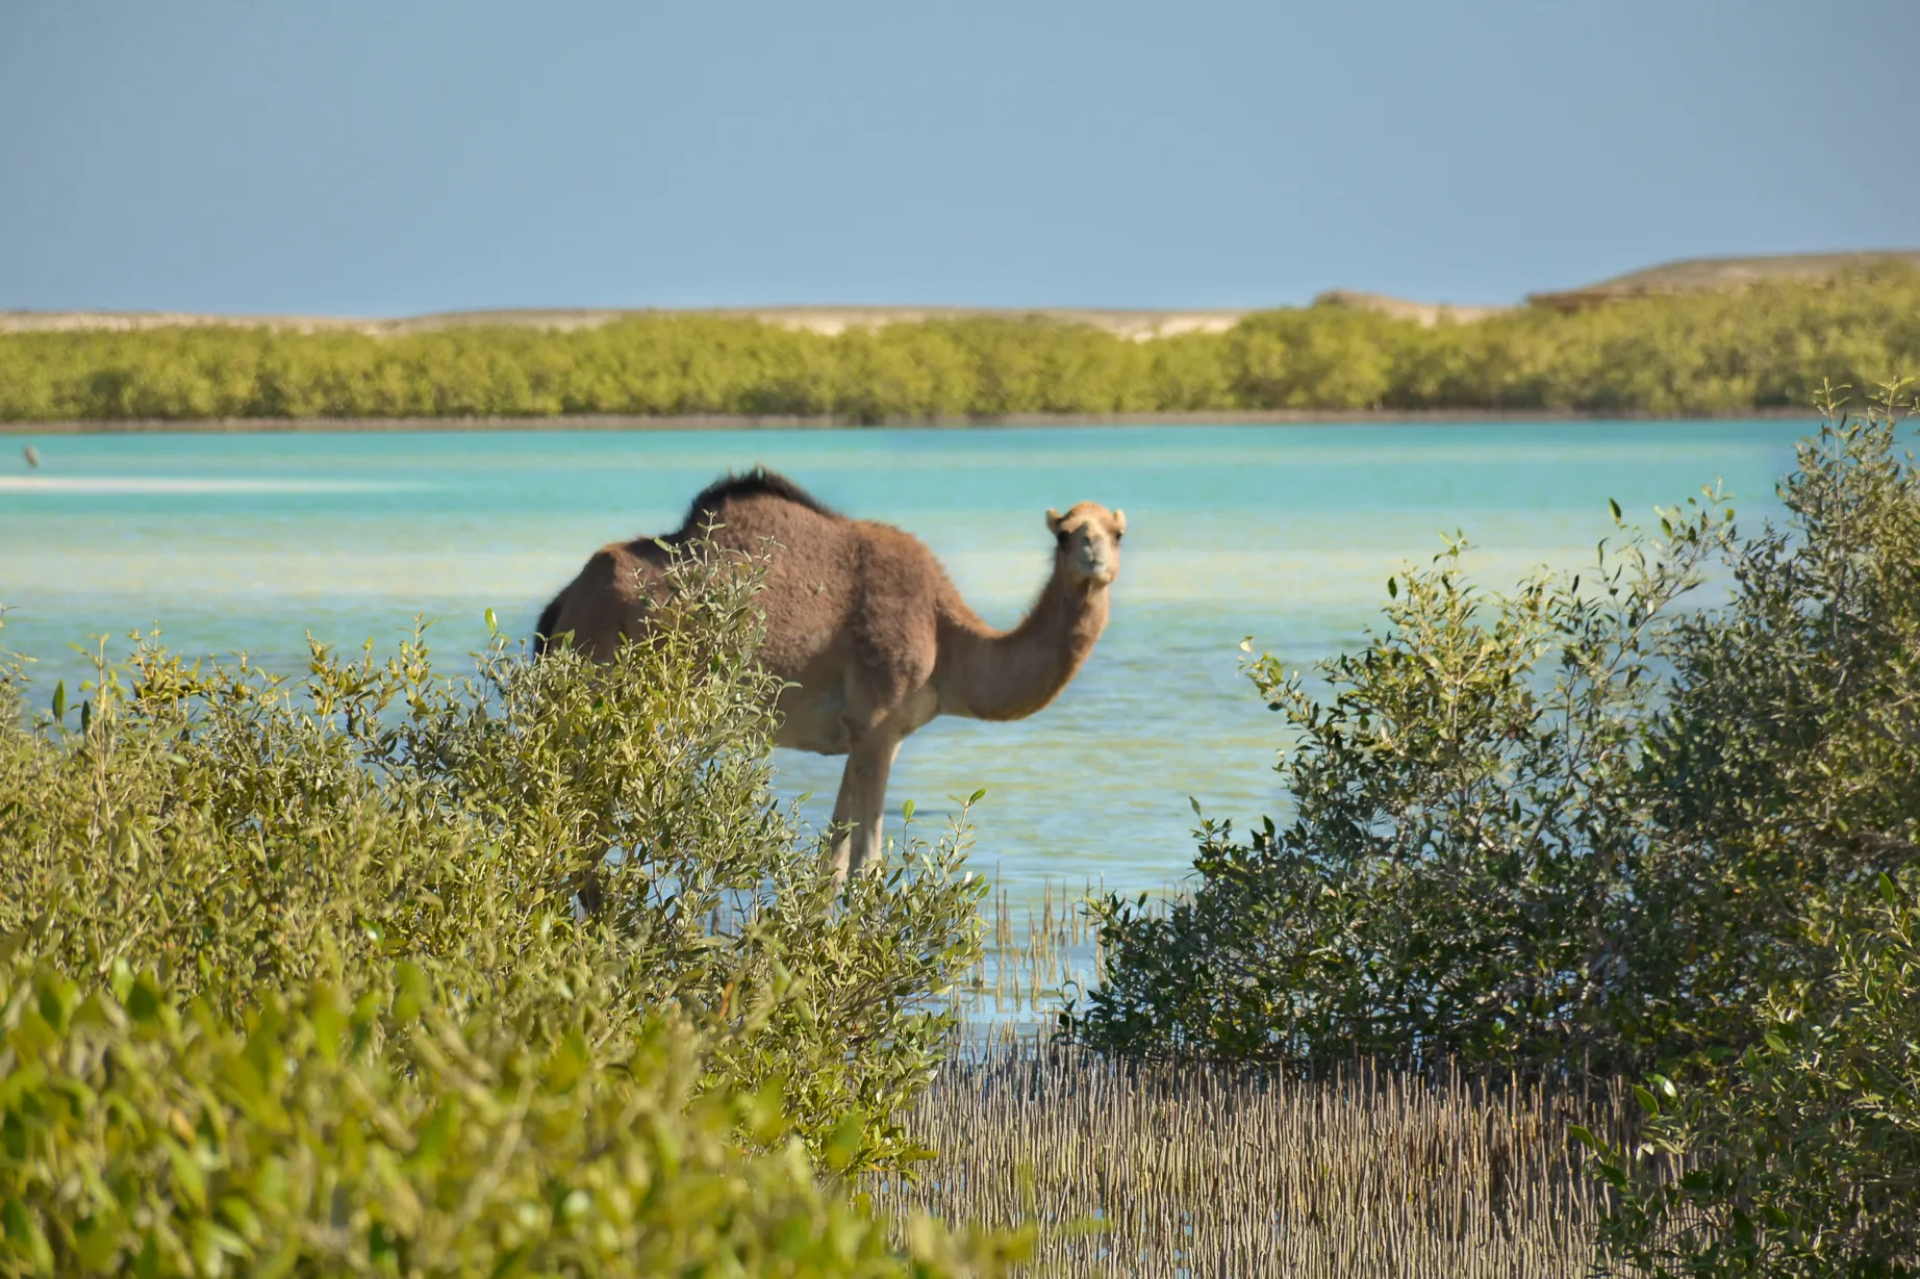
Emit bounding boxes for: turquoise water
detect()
[1,422,1808,899]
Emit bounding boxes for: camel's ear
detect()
[1113,509,1127,534]
[1046,508,1063,533]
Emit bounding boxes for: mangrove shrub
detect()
[0,542,1006,1275]
[1070,382,1920,1273]
[0,963,1017,1277]
[1591,872,1920,1277]
[4,268,1919,420]
[1072,382,1920,1073]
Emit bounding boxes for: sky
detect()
[2,0,1916,315]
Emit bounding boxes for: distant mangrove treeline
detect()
[5,268,1918,421]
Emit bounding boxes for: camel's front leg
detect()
[828,733,902,885]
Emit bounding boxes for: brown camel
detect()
[535,469,1125,881]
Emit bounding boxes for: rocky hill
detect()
[1527,250,1920,311]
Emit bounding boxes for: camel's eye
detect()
[1113,531,1124,544]
[1055,529,1069,549]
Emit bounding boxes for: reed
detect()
[875,1038,1635,1278]
[951,877,1110,1027]
[907,890,1638,1277]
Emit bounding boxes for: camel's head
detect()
[1046,502,1126,589]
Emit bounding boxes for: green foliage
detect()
[5,269,1919,420]
[1071,380,1920,1270]
[1615,390,1920,1065]
[1071,382,1920,1079]
[0,962,1016,1278]
[1068,516,1712,1067]
[1231,307,1405,408]
[1591,871,1920,1278]
[0,541,1006,1273]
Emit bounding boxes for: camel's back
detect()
[680,487,851,563]
[543,470,963,682]
[687,488,953,675]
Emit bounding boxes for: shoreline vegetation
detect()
[0,406,1822,435]
[4,255,1916,425]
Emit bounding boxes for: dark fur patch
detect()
[678,467,839,534]
[531,593,565,657]
[533,469,835,658]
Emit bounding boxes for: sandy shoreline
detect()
[0,408,1817,435]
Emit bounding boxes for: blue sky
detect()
[3,0,1915,314]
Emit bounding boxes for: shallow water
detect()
[1,421,1807,899]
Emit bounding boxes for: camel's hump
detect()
[680,467,841,533]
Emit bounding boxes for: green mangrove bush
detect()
[0,963,1016,1278]
[3,268,1918,420]
[1070,382,1920,1272]
[1590,871,1920,1277]
[0,541,1007,1275]
[1072,382,1920,1073]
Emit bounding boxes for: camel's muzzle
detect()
[1076,551,1117,584]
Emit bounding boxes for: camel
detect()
[535,468,1125,882]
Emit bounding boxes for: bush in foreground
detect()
[1072,382,1919,1076]
[1591,871,1920,1277]
[1072,383,1919,1273]
[0,963,1013,1277]
[0,541,1008,1274]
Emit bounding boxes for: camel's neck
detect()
[937,570,1111,722]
